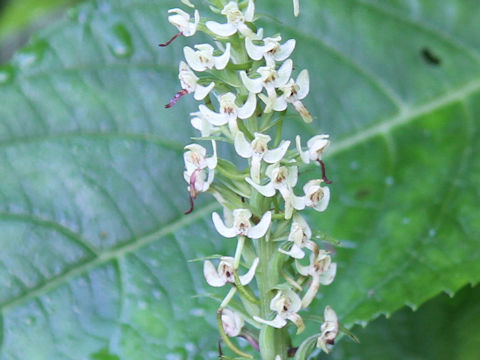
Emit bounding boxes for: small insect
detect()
[421,47,441,66]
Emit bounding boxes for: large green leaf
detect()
[320,285,480,360]
[0,0,479,358]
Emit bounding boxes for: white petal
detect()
[212,212,239,238]
[184,46,206,72]
[214,43,231,70]
[239,257,259,285]
[237,92,257,119]
[293,195,306,210]
[198,104,229,126]
[245,177,276,197]
[234,132,253,158]
[206,140,218,169]
[253,315,287,329]
[296,69,310,100]
[319,262,337,285]
[279,244,305,259]
[204,261,227,287]
[248,211,272,239]
[263,140,290,163]
[286,166,298,187]
[296,135,310,163]
[293,100,313,123]
[293,0,300,17]
[301,276,320,308]
[206,21,237,37]
[313,186,330,212]
[273,95,288,112]
[244,0,255,22]
[250,155,262,184]
[194,82,215,100]
[275,59,293,87]
[275,39,296,62]
[287,312,305,333]
[245,37,265,61]
[240,71,263,94]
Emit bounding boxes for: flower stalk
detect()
[162,1,343,358]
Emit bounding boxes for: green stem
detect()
[256,234,287,359]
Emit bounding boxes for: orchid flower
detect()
[160,8,200,47]
[253,289,305,333]
[221,308,245,337]
[245,35,296,67]
[294,179,330,213]
[183,141,217,213]
[203,256,259,287]
[234,132,290,183]
[274,69,312,122]
[184,43,231,72]
[206,0,257,39]
[296,250,337,308]
[296,134,332,183]
[279,214,318,259]
[246,163,299,219]
[166,62,215,108]
[317,306,339,354]
[190,109,220,137]
[197,92,256,134]
[241,60,293,112]
[212,209,272,239]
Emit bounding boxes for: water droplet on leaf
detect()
[13,40,48,69]
[105,24,133,59]
[0,65,14,84]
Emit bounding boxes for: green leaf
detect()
[0,0,80,41]
[319,285,480,360]
[0,0,479,358]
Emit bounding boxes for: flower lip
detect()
[212,209,272,239]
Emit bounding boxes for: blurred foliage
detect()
[0,0,79,41]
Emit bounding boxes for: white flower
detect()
[278,214,318,259]
[197,92,256,134]
[168,8,199,37]
[296,134,330,164]
[246,163,299,219]
[293,179,330,213]
[234,132,290,184]
[212,209,272,239]
[190,110,220,137]
[222,309,245,337]
[241,60,293,112]
[175,61,215,103]
[296,134,332,183]
[253,289,305,333]
[293,0,300,17]
[203,256,259,287]
[274,69,312,122]
[184,43,231,72]
[183,141,217,213]
[206,0,257,38]
[317,306,339,354]
[296,250,337,308]
[245,35,296,66]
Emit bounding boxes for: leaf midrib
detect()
[0,202,219,312]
